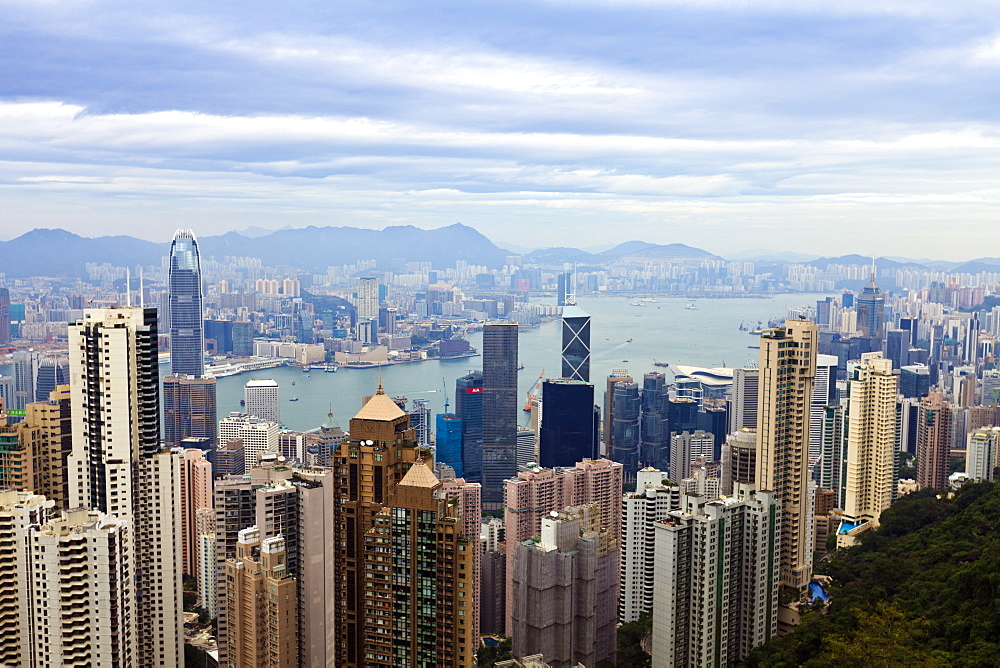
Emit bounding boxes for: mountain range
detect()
[1,225,998,279]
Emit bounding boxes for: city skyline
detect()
[2,2,1000,257]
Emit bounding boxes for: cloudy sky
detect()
[2,0,1000,258]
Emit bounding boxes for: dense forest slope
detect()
[745,481,1000,667]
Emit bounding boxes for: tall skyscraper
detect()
[244,378,280,423]
[856,271,885,341]
[639,372,670,470]
[66,307,183,666]
[436,412,464,476]
[809,354,839,466]
[0,287,10,346]
[163,374,218,448]
[538,378,598,468]
[619,467,681,623]
[652,492,780,667]
[455,370,484,482]
[560,304,590,381]
[482,322,518,504]
[603,369,632,455]
[817,405,846,506]
[356,277,380,344]
[361,462,477,666]
[333,384,421,667]
[917,390,953,490]
[729,366,760,432]
[224,528,298,667]
[756,319,817,590]
[839,353,898,546]
[611,380,641,478]
[168,229,205,377]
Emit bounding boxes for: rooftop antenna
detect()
[125,267,132,307]
[138,267,145,307]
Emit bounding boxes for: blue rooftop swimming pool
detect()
[809,581,830,603]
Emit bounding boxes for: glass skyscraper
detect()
[481,322,518,504]
[168,229,205,377]
[561,304,591,382]
[538,379,598,468]
[456,370,484,482]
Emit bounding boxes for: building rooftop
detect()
[353,384,406,422]
[399,461,440,489]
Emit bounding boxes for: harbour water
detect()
[213,294,833,431]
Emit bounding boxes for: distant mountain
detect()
[607,242,719,262]
[236,225,296,238]
[520,247,600,265]
[0,228,164,278]
[950,258,1000,274]
[599,240,659,257]
[0,224,511,277]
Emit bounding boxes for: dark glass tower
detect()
[436,413,464,477]
[539,379,598,468]
[481,322,518,504]
[611,381,641,479]
[639,372,669,469]
[455,370,484,482]
[561,305,591,382]
[168,229,205,377]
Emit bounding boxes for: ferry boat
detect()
[685,302,698,310]
[302,365,311,372]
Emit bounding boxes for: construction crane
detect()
[523,369,545,412]
[443,377,450,413]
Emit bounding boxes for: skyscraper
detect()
[66,307,182,666]
[163,374,218,448]
[917,390,953,490]
[482,322,518,505]
[730,367,760,432]
[0,287,10,346]
[168,229,205,377]
[560,304,590,381]
[839,353,898,546]
[639,372,670,470]
[538,378,598,468]
[356,277,380,344]
[455,370,484,482]
[244,378,280,423]
[333,384,421,667]
[436,412,464,476]
[756,319,817,590]
[611,380,641,478]
[856,271,885,341]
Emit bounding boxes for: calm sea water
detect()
[212,294,833,431]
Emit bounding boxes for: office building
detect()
[33,354,69,402]
[619,467,682,623]
[169,229,205,377]
[456,370,484,482]
[516,427,538,469]
[652,492,781,667]
[224,528,298,668]
[219,412,280,470]
[163,374,218,448]
[244,378,280,423]
[333,384,422,667]
[611,380,641,479]
[917,391,954,490]
[356,277,380,344]
[639,372,670,470]
[856,272,885,341]
[212,439,245,476]
[756,319,817,590]
[361,462,477,667]
[539,378,598,468]
[482,322,519,504]
[884,328,909,369]
[510,504,618,667]
[0,287,9,345]
[839,353,898,546]
[437,412,464,476]
[66,307,183,666]
[560,304,590,381]
[408,397,432,449]
[809,354,839,466]
[966,426,1000,482]
[604,369,632,456]
[900,364,931,399]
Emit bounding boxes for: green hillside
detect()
[744,481,1000,667]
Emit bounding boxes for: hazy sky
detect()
[2,0,1000,258]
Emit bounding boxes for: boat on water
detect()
[653,360,669,367]
[302,365,311,372]
[325,365,338,373]
[739,322,748,331]
[685,302,698,310]
[517,364,525,371]
[748,345,760,349]
[749,321,764,335]
[289,397,299,402]
[626,338,633,343]
[645,298,658,303]
[291,381,296,386]
[630,299,644,307]
[239,399,245,406]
